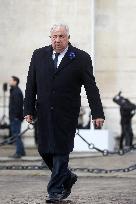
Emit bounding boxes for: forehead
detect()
[51,27,67,35]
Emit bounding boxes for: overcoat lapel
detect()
[43,45,54,76]
[43,45,76,75]
[55,45,76,74]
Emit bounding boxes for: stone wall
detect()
[0,0,93,126]
[0,0,136,138]
[95,0,136,136]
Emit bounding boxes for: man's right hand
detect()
[24,115,33,123]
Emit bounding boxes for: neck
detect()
[11,85,17,88]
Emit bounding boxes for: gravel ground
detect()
[0,174,136,204]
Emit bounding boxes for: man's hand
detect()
[93,118,104,129]
[24,115,33,123]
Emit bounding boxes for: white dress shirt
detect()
[52,46,68,68]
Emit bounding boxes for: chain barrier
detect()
[76,129,136,156]
[0,163,136,174]
[0,121,35,146]
[0,122,136,173]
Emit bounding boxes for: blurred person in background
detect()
[9,76,26,158]
[120,107,135,149]
[77,106,85,129]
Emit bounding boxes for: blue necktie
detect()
[54,53,60,70]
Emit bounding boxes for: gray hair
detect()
[50,24,70,36]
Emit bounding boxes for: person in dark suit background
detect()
[120,107,134,149]
[24,24,105,203]
[9,76,26,158]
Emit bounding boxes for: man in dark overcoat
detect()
[24,24,105,203]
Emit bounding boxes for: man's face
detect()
[9,78,16,87]
[50,27,69,53]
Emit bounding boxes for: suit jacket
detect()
[24,44,105,154]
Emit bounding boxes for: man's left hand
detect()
[93,118,104,129]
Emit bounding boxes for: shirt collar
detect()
[53,46,68,55]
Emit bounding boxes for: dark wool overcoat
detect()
[24,44,105,154]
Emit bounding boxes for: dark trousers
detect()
[10,118,25,155]
[39,152,71,195]
[120,122,134,149]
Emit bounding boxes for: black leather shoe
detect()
[46,193,63,203]
[62,173,78,199]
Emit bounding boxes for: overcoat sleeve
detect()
[24,51,37,116]
[82,54,105,120]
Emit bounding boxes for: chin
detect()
[56,48,63,53]
[56,46,61,50]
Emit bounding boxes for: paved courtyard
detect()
[0,146,136,204]
[0,173,136,204]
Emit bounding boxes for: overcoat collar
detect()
[46,43,76,75]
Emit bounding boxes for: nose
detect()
[55,36,61,42]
